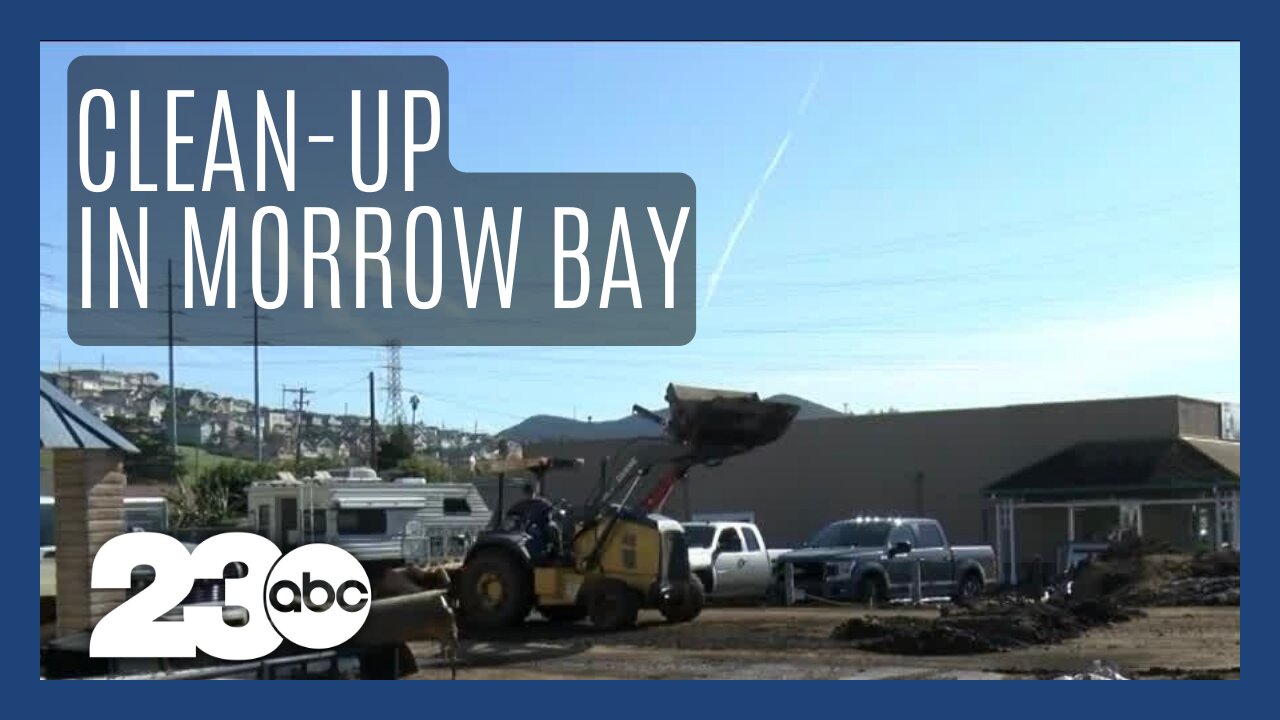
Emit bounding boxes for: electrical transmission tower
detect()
[383,342,405,427]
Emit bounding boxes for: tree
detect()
[199,462,277,517]
[391,454,450,482]
[167,461,277,528]
[106,414,184,482]
[166,474,229,529]
[377,426,415,470]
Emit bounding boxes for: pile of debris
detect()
[1070,538,1239,607]
[831,597,1142,655]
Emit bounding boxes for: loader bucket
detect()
[663,383,800,457]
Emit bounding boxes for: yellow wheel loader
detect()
[455,384,799,631]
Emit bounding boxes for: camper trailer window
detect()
[257,505,270,534]
[337,509,387,535]
[442,498,472,516]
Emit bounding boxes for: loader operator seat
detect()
[505,496,563,562]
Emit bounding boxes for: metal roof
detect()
[985,437,1238,498]
[39,376,139,453]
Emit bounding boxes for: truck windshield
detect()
[684,525,716,549]
[805,521,893,548]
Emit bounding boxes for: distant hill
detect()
[767,394,846,421]
[499,394,843,443]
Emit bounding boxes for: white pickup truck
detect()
[682,520,787,599]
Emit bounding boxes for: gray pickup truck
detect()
[772,516,997,603]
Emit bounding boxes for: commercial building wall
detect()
[526,396,1195,551]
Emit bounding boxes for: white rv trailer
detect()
[246,467,491,566]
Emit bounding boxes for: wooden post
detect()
[52,449,127,636]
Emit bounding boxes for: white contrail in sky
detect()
[703,62,824,310]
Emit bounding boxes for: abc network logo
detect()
[89,532,371,661]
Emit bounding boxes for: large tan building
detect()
[521,394,1240,584]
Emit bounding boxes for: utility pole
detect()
[166,260,178,480]
[409,395,420,450]
[283,385,313,467]
[252,302,262,462]
[368,371,377,469]
[284,385,313,467]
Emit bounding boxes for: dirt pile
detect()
[830,598,1142,655]
[1071,540,1239,607]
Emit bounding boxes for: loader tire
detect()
[538,604,588,623]
[660,575,705,624]
[458,549,532,631]
[586,580,640,632]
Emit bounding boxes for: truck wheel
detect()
[586,580,640,631]
[661,575,705,623]
[458,549,532,630]
[954,572,984,602]
[538,604,588,623]
[857,574,889,608]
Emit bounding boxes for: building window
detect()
[257,505,271,535]
[337,509,387,535]
[442,498,471,516]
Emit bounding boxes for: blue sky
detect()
[40,43,1240,431]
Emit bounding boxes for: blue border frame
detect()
[8,0,1265,711]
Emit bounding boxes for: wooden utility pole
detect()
[252,303,262,462]
[283,386,314,467]
[166,260,178,479]
[368,371,377,469]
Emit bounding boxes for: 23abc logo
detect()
[89,532,371,661]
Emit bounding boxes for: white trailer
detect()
[246,468,490,566]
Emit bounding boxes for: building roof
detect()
[39,377,139,452]
[1181,436,1240,475]
[986,437,1238,499]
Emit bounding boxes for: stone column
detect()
[52,449,127,637]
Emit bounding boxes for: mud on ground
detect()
[830,598,1143,655]
[408,605,1239,680]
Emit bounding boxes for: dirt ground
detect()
[407,604,1240,680]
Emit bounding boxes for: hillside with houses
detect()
[42,368,499,469]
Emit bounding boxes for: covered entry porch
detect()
[986,437,1240,586]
